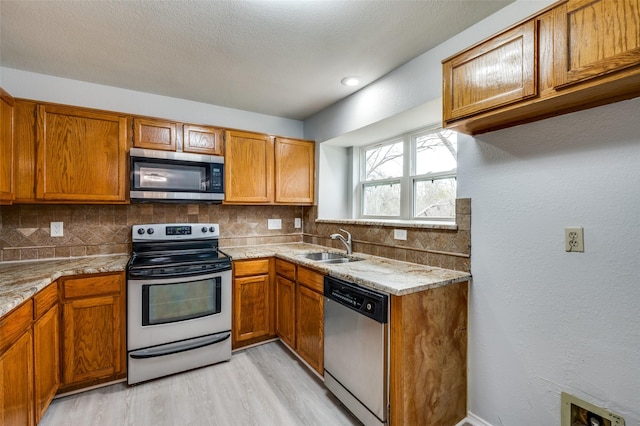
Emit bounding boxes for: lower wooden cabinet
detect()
[33,282,59,423]
[295,282,324,375]
[232,258,276,349]
[275,260,324,376]
[59,272,126,393]
[0,300,34,426]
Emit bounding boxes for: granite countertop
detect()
[221,242,471,296]
[0,255,129,317]
[0,242,471,318]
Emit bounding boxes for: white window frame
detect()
[356,126,457,222]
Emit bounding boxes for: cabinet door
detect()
[62,294,122,386]
[0,88,14,204]
[554,0,640,88]
[443,20,537,121]
[0,330,34,426]
[233,274,272,346]
[33,304,59,423]
[183,124,223,155]
[133,117,177,151]
[276,275,296,348]
[295,284,324,375]
[224,130,274,204]
[274,138,315,204]
[35,105,128,201]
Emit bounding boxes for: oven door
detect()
[127,270,231,351]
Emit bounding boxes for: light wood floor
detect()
[40,341,360,426]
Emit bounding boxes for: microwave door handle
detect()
[129,332,230,359]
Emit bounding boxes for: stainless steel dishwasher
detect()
[324,275,389,426]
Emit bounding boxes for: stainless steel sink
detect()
[298,252,363,264]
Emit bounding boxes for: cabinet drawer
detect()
[0,300,33,353]
[62,273,123,300]
[34,281,58,320]
[297,267,324,294]
[234,259,270,277]
[275,259,296,281]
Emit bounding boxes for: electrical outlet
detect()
[294,218,302,229]
[565,227,584,252]
[394,229,407,240]
[267,219,282,230]
[50,222,64,237]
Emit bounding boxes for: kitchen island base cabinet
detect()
[390,281,468,426]
[232,258,276,349]
[59,272,126,394]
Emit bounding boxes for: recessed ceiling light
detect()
[341,76,360,87]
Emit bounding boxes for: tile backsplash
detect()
[0,204,304,262]
[0,198,470,272]
[302,198,471,272]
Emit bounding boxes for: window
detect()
[359,128,457,221]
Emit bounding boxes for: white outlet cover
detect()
[394,229,407,240]
[268,219,282,230]
[294,218,302,229]
[50,221,64,237]
[564,227,584,252]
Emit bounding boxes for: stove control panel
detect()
[132,223,219,241]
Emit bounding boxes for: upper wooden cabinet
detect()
[553,0,640,88]
[133,118,177,151]
[225,130,315,205]
[183,124,224,155]
[274,137,315,204]
[35,104,128,202]
[225,130,275,204]
[134,118,224,155]
[0,88,15,205]
[443,20,537,121]
[443,0,640,135]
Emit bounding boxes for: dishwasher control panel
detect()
[324,276,388,323]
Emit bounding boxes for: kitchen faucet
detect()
[330,229,352,255]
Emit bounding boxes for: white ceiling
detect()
[0,0,512,121]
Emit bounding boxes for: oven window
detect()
[142,277,221,326]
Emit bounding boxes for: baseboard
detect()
[455,411,494,426]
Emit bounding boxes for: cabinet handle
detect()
[129,332,230,359]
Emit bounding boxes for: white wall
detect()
[0,67,304,138]
[458,97,640,424]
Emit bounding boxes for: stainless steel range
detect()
[126,223,232,385]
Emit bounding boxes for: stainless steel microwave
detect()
[130,148,224,203]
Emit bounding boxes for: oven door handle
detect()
[129,332,230,359]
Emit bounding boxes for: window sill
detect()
[315,218,458,231]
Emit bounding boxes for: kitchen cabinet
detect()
[0,300,34,426]
[232,258,276,349]
[133,118,224,155]
[443,0,640,135]
[133,117,177,151]
[443,20,536,122]
[274,260,324,376]
[274,137,315,204]
[33,282,59,423]
[389,281,468,426]
[183,124,224,155]
[295,266,324,375]
[59,272,126,393]
[13,101,128,203]
[0,87,15,205]
[224,130,315,205]
[275,259,296,349]
[553,0,640,89]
